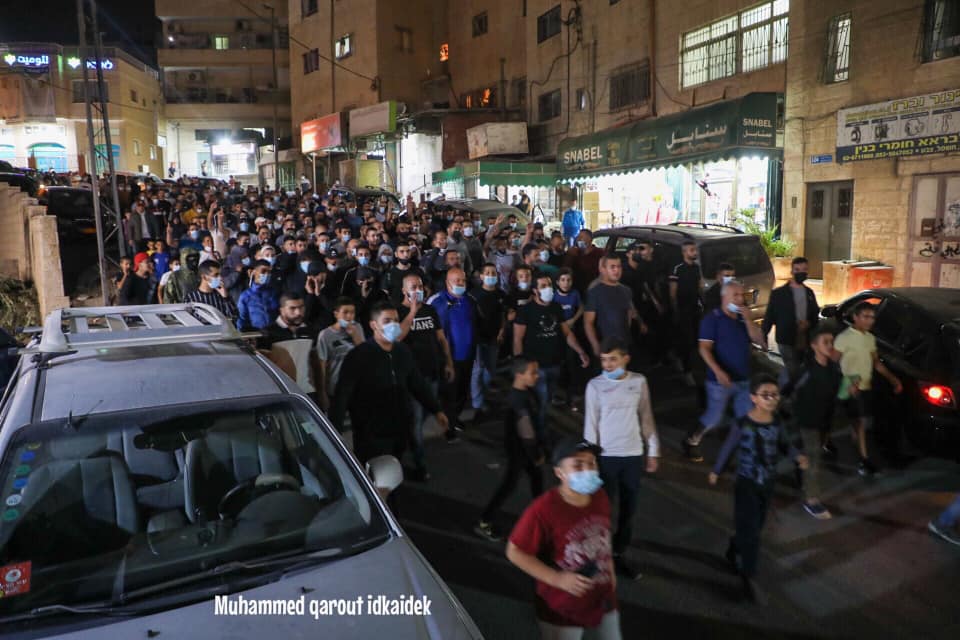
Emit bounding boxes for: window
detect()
[214,36,229,50]
[609,62,650,110]
[824,13,851,83]
[922,0,960,62]
[303,48,320,74]
[538,88,562,121]
[680,0,789,89]
[463,87,497,108]
[396,26,413,52]
[130,89,138,103]
[576,88,587,111]
[71,79,108,103]
[335,34,353,59]
[133,139,141,156]
[473,12,489,37]
[149,145,157,160]
[610,0,621,4]
[537,5,562,43]
[301,0,318,17]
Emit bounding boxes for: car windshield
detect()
[700,237,771,278]
[0,395,388,618]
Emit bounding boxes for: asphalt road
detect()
[391,366,960,640]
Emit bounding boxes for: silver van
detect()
[0,304,482,638]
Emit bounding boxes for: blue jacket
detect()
[237,284,279,331]
[562,208,584,236]
[429,289,476,362]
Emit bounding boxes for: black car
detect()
[329,185,401,211]
[820,287,960,459]
[0,160,38,197]
[592,223,776,316]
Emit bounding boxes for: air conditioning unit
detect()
[186,71,206,85]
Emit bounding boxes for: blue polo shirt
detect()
[699,308,751,382]
[429,289,476,362]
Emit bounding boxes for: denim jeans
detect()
[935,493,960,530]
[410,379,439,471]
[533,365,562,443]
[470,341,499,410]
[699,380,753,435]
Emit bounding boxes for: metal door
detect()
[804,181,854,279]
[908,174,960,287]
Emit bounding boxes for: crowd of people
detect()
[100,175,960,639]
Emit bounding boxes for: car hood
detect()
[47,537,481,640]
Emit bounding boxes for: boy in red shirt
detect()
[506,437,621,639]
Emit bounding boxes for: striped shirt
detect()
[183,288,238,320]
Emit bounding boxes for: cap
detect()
[551,436,603,466]
[324,248,340,260]
[254,216,267,226]
[307,261,325,276]
[133,252,150,269]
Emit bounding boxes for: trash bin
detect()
[822,260,880,304]
[849,264,894,294]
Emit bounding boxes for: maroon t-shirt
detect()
[509,487,616,628]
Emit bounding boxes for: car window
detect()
[872,300,909,347]
[700,237,770,278]
[0,396,388,619]
[592,234,610,250]
[614,237,637,253]
[654,241,682,271]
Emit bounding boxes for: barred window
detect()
[922,0,960,62]
[302,48,320,75]
[472,12,488,37]
[824,13,851,83]
[609,62,651,111]
[680,0,789,89]
[538,89,562,122]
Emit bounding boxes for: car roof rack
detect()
[669,221,743,234]
[22,303,253,355]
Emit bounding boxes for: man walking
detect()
[429,268,476,441]
[669,240,704,387]
[762,257,820,383]
[583,256,642,361]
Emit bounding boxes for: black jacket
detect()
[762,283,820,347]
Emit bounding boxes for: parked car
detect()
[0,304,482,638]
[0,161,38,197]
[592,222,776,316]
[820,287,960,459]
[329,186,402,212]
[435,197,530,232]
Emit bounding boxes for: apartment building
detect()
[156,0,291,185]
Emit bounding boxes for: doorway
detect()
[908,173,960,288]
[803,181,853,279]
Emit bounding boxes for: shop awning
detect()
[432,160,556,189]
[557,92,782,181]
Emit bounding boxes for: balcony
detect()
[158,30,289,68]
[163,88,291,121]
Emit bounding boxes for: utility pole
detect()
[264,3,279,192]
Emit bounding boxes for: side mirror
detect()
[366,455,403,497]
[821,305,838,319]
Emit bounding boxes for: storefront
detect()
[346,101,400,192]
[431,160,557,218]
[300,111,349,188]
[557,93,782,232]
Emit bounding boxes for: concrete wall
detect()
[782,0,960,286]
[29,215,69,318]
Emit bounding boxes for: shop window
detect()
[473,12,489,37]
[214,36,229,50]
[303,48,320,74]
[301,0,318,18]
[537,5,562,43]
[335,34,353,59]
[538,89,562,122]
[575,88,587,111]
[397,26,413,53]
[823,13,851,83]
[922,0,960,61]
[681,0,789,89]
[609,62,650,111]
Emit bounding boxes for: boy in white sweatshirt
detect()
[583,337,659,581]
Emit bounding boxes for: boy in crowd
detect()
[709,374,808,603]
[474,358,545,542]
[507,436,621,640]
[315,297,365,412]
[833,301,902,477]
[584,339,659,580]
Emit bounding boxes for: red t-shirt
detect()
[509,487,616,628]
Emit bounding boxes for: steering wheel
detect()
[217,473,300,520]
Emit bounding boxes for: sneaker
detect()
[822,441,838,458]
[857,458,879,478]
[802,501,832,520]
[614,555,642,581]
[682,372,697,388]
[474,520,502,541]
[928,520,960,546]
[684,437,704,462]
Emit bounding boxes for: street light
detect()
[263,3,279,192]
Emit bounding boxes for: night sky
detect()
[0,0,159,66]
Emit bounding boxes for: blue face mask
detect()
[358,256,369,266]
[300,261,311,274]
[338,318,350,329]
[318,242,328,252]
[539,287,554,303]
[265,256,275,266]
[726,302,741,315]
[577,241,587,250]
[380,254,393,265]
[603,368,626,380]
[381,321,402,343]
[567,470,603,495]
[256,273,269,285]
[208,276,222,289]
[539,250,550,263]
[239,222,249,232]
[483,275,498,287]
[241,257,251,266]
[451,284,466,296]
[190,230,199,240]
[411,289,425,302]
[517,281,530,291]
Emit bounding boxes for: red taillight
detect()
[921,383,955,408]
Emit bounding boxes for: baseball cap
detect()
[324,248,340,260]
[133,252,150,269]
[551,436,603,466]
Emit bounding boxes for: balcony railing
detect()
[162,30,289,50]
[164,88,290,105]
